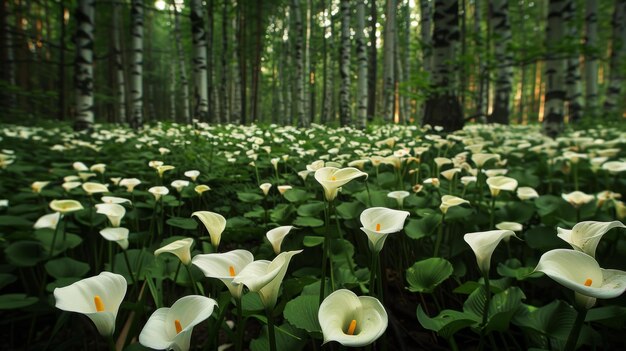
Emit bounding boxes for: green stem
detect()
[573,163,579,191]
[433,214,445,257]
[266,308,277,351]
[235,298,244,351]
[369,254,378,297]
[49,215,63,258]
[564,307,587,351]
[490,196,496,228]
[184,264,199,294]
[478,274,492,351]
[122,250,137,286]
[319,204,331,305]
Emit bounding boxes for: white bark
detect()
[3,0,16,109]
[130,0,143,128]
[113,2,126,123]
[74,0,95,130]
[172,4,190,123]
[190,0,209,122]
[339,0,351,126]
[355,0,368,129]
[383,0,396,123]
[563,0,583,122]
[220,0,229,123]
[292,0,306,126]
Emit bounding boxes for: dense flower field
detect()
[0,122,625,350]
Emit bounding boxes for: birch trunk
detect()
[339,0,351,126]
[543,0,567,137]
[355,0,368,129]
[220,0,229,123]
[603,0,626,116]
[172,4,190,123]
[422,0,463,131]
[489,0,513,124]
[367,0,377,122]
[191,0,209,122]
[584,0,598,115]
[473,0,486,121]
[207,0,216,122]
[73,0,95,131]
[292,0,306,126]
[130,0,143,128]
[231,8,242,124]
[321,0,332,124]
[113,1,126,123]
[563,0,583,123]
[382,0,396,123]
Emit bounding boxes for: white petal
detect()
[192,211,227,248]
[266,226,295,254]
[464,230,517,274]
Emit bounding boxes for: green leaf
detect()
[166,217,198,230]
[34,229,83,256]
[335,201,364,220]
[5,241,46,267]
[283,189,312,203]
[296,202,325,217]
[535,195,563,216]
[525,226,567,251]
[406,258,454,293]
[283,294,322,334]
[416,305,478,340]
[0,294,38,309]
[0,215,33,228]
[45,257,90,279]
[0,273,17,290]
[513,300,576,341]
[270,204,295,223]
[302,236,324,247]
[112,249,154,283]
[497,259,542,280]
[292,216,324,228]
[237,192,264,203]
[405,215,441,240]
[250,322,307,351]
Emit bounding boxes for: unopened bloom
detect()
[192,211,227,249]
[266,226,295,254]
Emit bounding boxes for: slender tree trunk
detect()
[367,0,377,122]
[250,0,263,123]
[308,0,316,124]
[207,0,216,122]
[57,3,65,120]
[603,0,626,117]
[191,0,209,122]
[221,0,229,123]
[292,0,306,126]
[517,0,526,124]
[473,0,486,121]
[321,0,332,124]
[73,0,95,131]
[283,5,291,125]
[489,0,513,124]
[2,0,16,111]
[395,26,405,124]
[231,5,242,124]
[563,0,583,123]
[584,0,598,116]
[170,63,176,120]
[543,0,567,137]
[355,0,368,129]
[113,1,126,124]
[383,0,396,123]
[339,0,351,126]
[403,0,411,122]
[419,0,432,122]
[172,4,190,123]
[130,0,143,128]
[277,19,285,123]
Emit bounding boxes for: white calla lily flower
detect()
[34,212,61,230]
[260,183,272,196]
[99,227,130,250]
[387,191,410,208]
[54,272,127,336]
[192,249,254,298]
[232,250,302,309]
[439,195,469,214]
[557,221,626,258]
[562,191,595,208]
[149,186,169,201]
[155,238,195,265]
[171,180,190,193]
[318,289,388,347]
[101,196,132,205]
[49,199,84,214]
[464,230,518,275]
[534,249,626,309]
[517,186,539,200]
[315,167,368,201]
[192,211,227,249]
[119,178,141,192]
[184,170,200,181]
[266,226,295,254]
[95,203,126,227]
[486,176,518,197]
[359,207,410,253]
[139,295,218,351]
[82,182,109,195]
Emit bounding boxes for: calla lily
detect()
[149,160,164,169]
[440,168,461,181]
[139,295,218,351]
[232,250,302,309]
[534,249,626,309]
[556,221,626,258]
[562,191,595,208]
[517,186,539,200]
[110,177,122,185]
[461,176,477,186]
[31,181,50,193]
[119,178,141,192]
[423,178,440,187]
[171,180,190,193]
[486,176,518,197]
[318,289,388,347]
[387,191,410,208]
[471,153,500,168]
[260,183,272,196]
[78,172,97,182]
[95,203,126,227]
[82,182,109,195]
[149,186,169,201]
[266,226,294,254]
[194,184,211,195]
[99,227,130,250]
[483,169,508,177]
[101,196,132,205]
[90,163,106,173]
[184,170,200,181]
[62,181,82,191]
[34,211,61,230]
[433,157,452,170]
[155,238,195,265]
[315,167,368,201]
[464,230,518,275]
[73,161,89,171]
[495,221,523,232]
[157,165,175,177]
[277,185,292,195]
[602,161,626,174]
[54,271,127,336]
[439,195,469,214]
[192,249,254,298]
[49,199,84,214]
[192,211,227,249]
[359,207,410,253]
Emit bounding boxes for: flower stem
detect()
[433,214,445,257]
[319,202,331,305]
[48,215,63,258]
[266,308,277,351]
[489,196,496,228]
[235,298,244,351]
[564,307,587,351]
[478,274,491,351]
[184,264,199,295]
[369,254,378,297]
[122,250,137,286]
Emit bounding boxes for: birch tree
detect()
[355,0,368,129]
[382,0,396,123]
[543,0,567,137]
[563,0,582,122]
[73,0,95,131]
[338,0,351,126]
[367,0,377,122]
[190,0,209,122]
[231,6,242,124]
[112,1,126,123]
[583,0,598,114]
[172,3,190,123]
[220,0,229,123]
[489,0,513,124]
[130,0,143,128]
[473,0,486,120]
[422,0,463,131]
[603,0,626,116]
[292,0,306,126]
